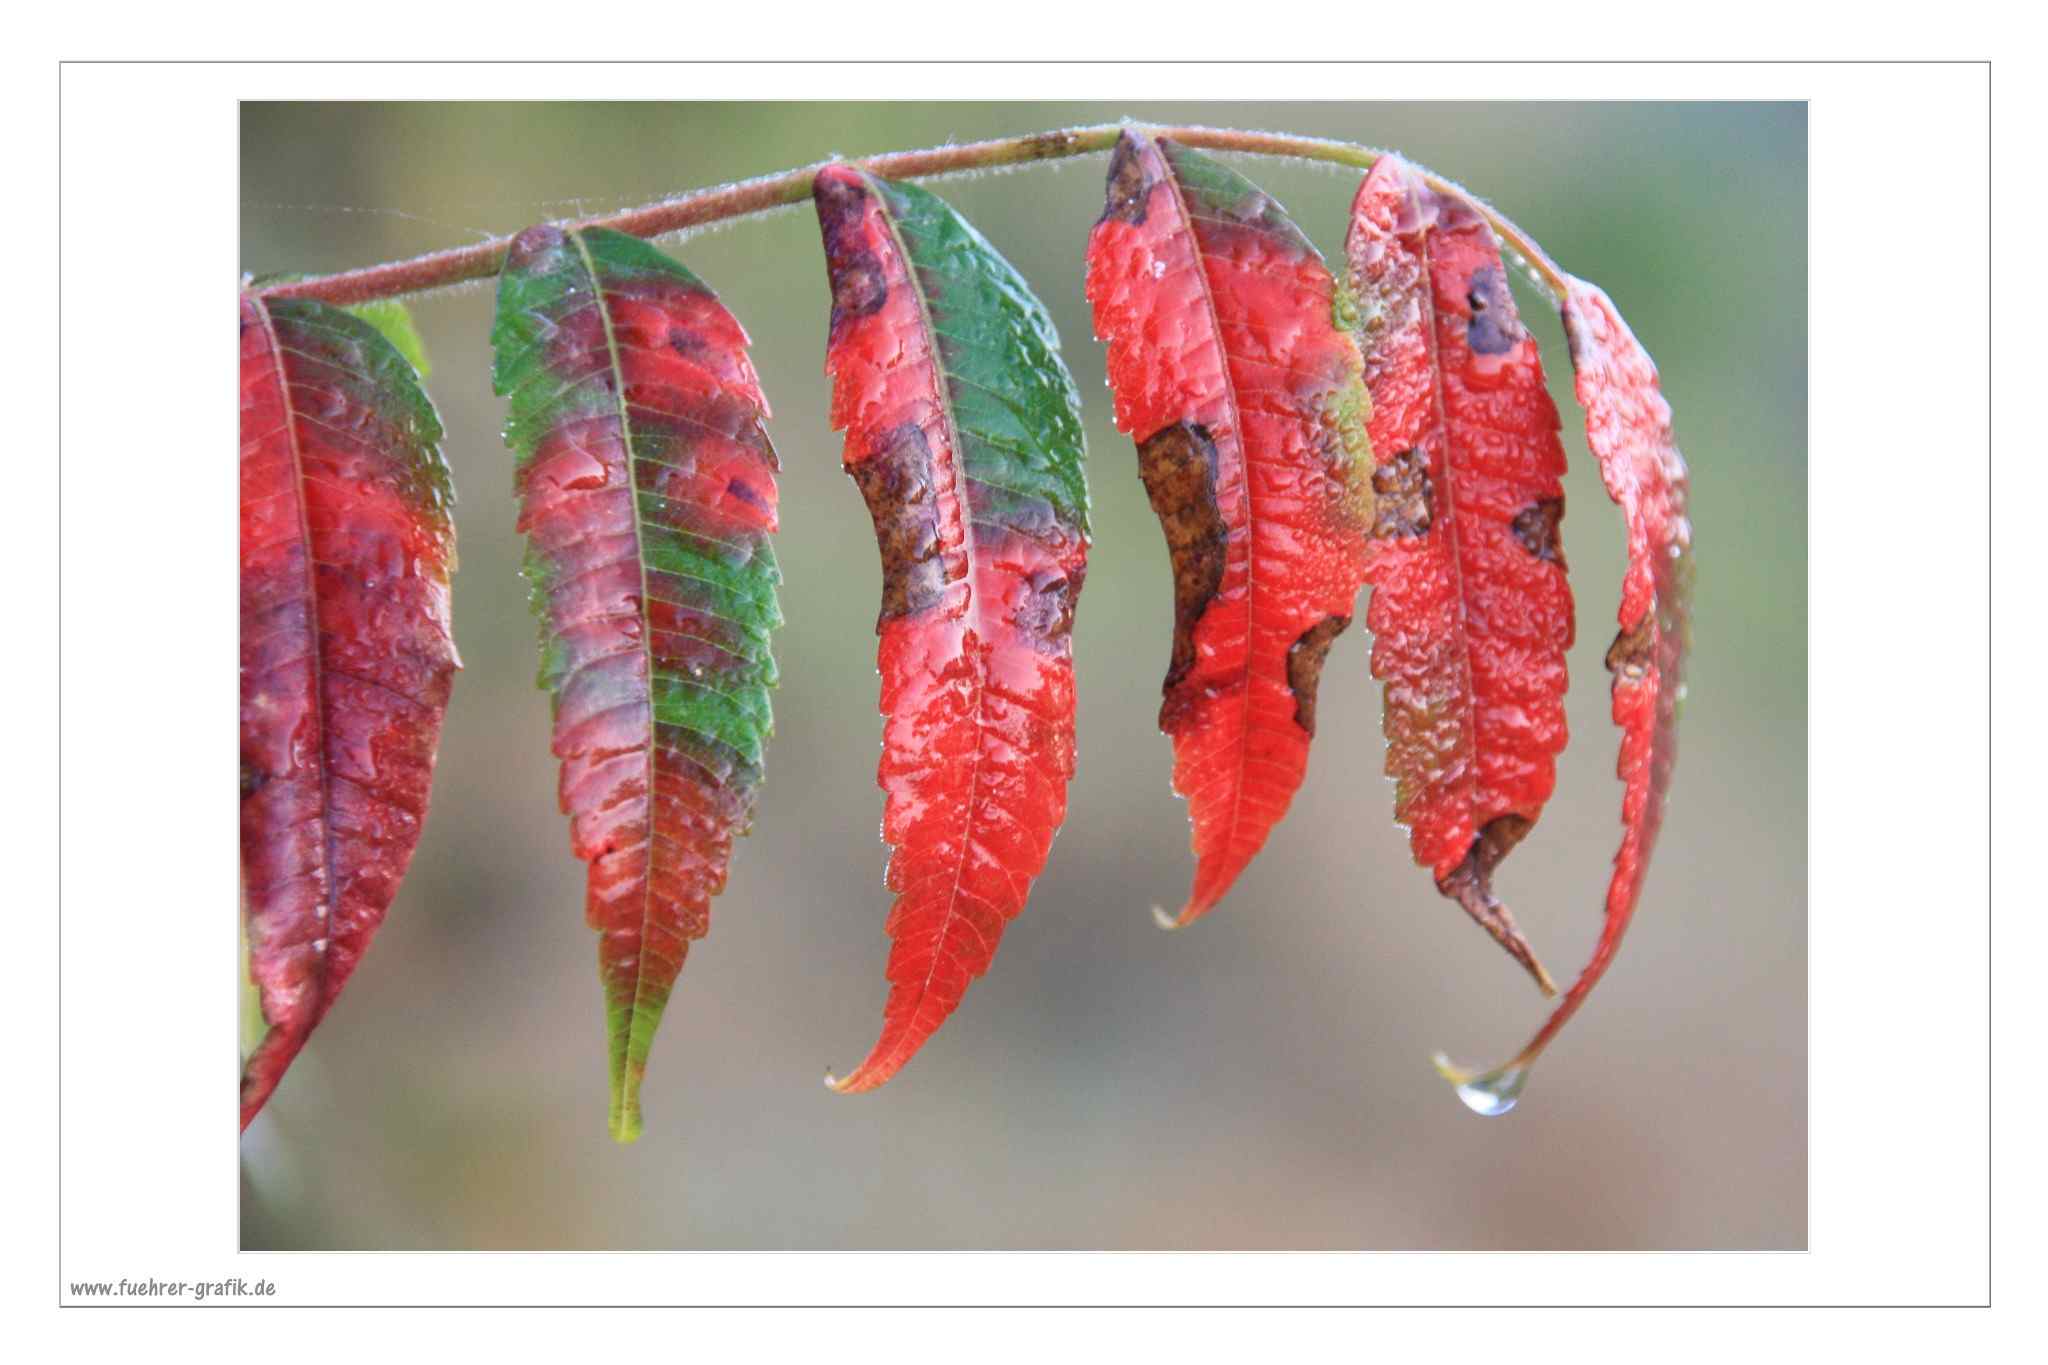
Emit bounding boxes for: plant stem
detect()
[252,123,1572,307]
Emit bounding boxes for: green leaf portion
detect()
[239,910,265,1064]
[346,298,432,379]
[491,223,782,1141]
[1157,139,1322,262]
[490,227,783,772]
[265,297,455,529]
[871,177,1091,538]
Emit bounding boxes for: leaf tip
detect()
[607,1051,650,1143]
[1437,819,1558,997]
[1149,904,1184,933]
[608,1087,644,1144]
[822,1065,872,1096]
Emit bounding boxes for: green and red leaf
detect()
[491,225,783,1141]
[1344,157,1574,994]
[813,164,1091,1093]
[1085,131,1374,928]
[239,293,458,1129]
[1434,275,1693,1114]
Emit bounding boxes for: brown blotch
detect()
[1606,612,1656,682]
[1100,131,1160,226]
[1510,497,1564,563]
[240,758,267,801]
[814,172,887,327]
[1013,559,1086,650]
[1136,421,1228,695]
[1465,263,1521,356]
[1371,447,1434,539]
[1285,615,1351,736]
[847,422,948,627]
[1436,815,1557,995]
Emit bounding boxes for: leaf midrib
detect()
[1159,147,1260,883]
[253,298,338,999]
[566,230,660,1136]
[1413,220,1486,850]
[858,175,992,1084]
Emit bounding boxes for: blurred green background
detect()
[240,102,1805,1251]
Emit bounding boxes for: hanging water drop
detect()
[1434,1053,1527,1116]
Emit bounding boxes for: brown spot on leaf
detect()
[828,251,886,325]
[1561,299,1589,367]
[1510,497,1564,563]
[1606,612,1656,682]
[1371,447,1434,539]
[1136,421,1228,694]
[847,422,948,626]
[1101,130,1159,226]
[1286,615,1351,736]
[1437,815,1557,995]
[1465,263,1522,356]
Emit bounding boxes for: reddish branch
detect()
[252,124,1571,308]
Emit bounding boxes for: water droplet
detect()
[1446,1063,1526,1116]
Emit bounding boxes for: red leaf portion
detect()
[239,295,457,1129]
[1345,158,1574,993]
[1435,276,1692,1112]
[1085,132,1373,927]
[814,166,1090,1092]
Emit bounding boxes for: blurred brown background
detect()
[239,101,1806,1250]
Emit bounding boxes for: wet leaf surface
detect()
[1085,132,1374,927]
[239,295,458,1128]
[1344,157,1575,993]
[492,226,782,1140]
[814,165,1091,1094]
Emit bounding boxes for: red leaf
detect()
[239,295,458,1129]
[1345,157,1575,994]
[813,166,1092,1093]
[1434,275,1693,1114]
[1085,132,1373,927]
